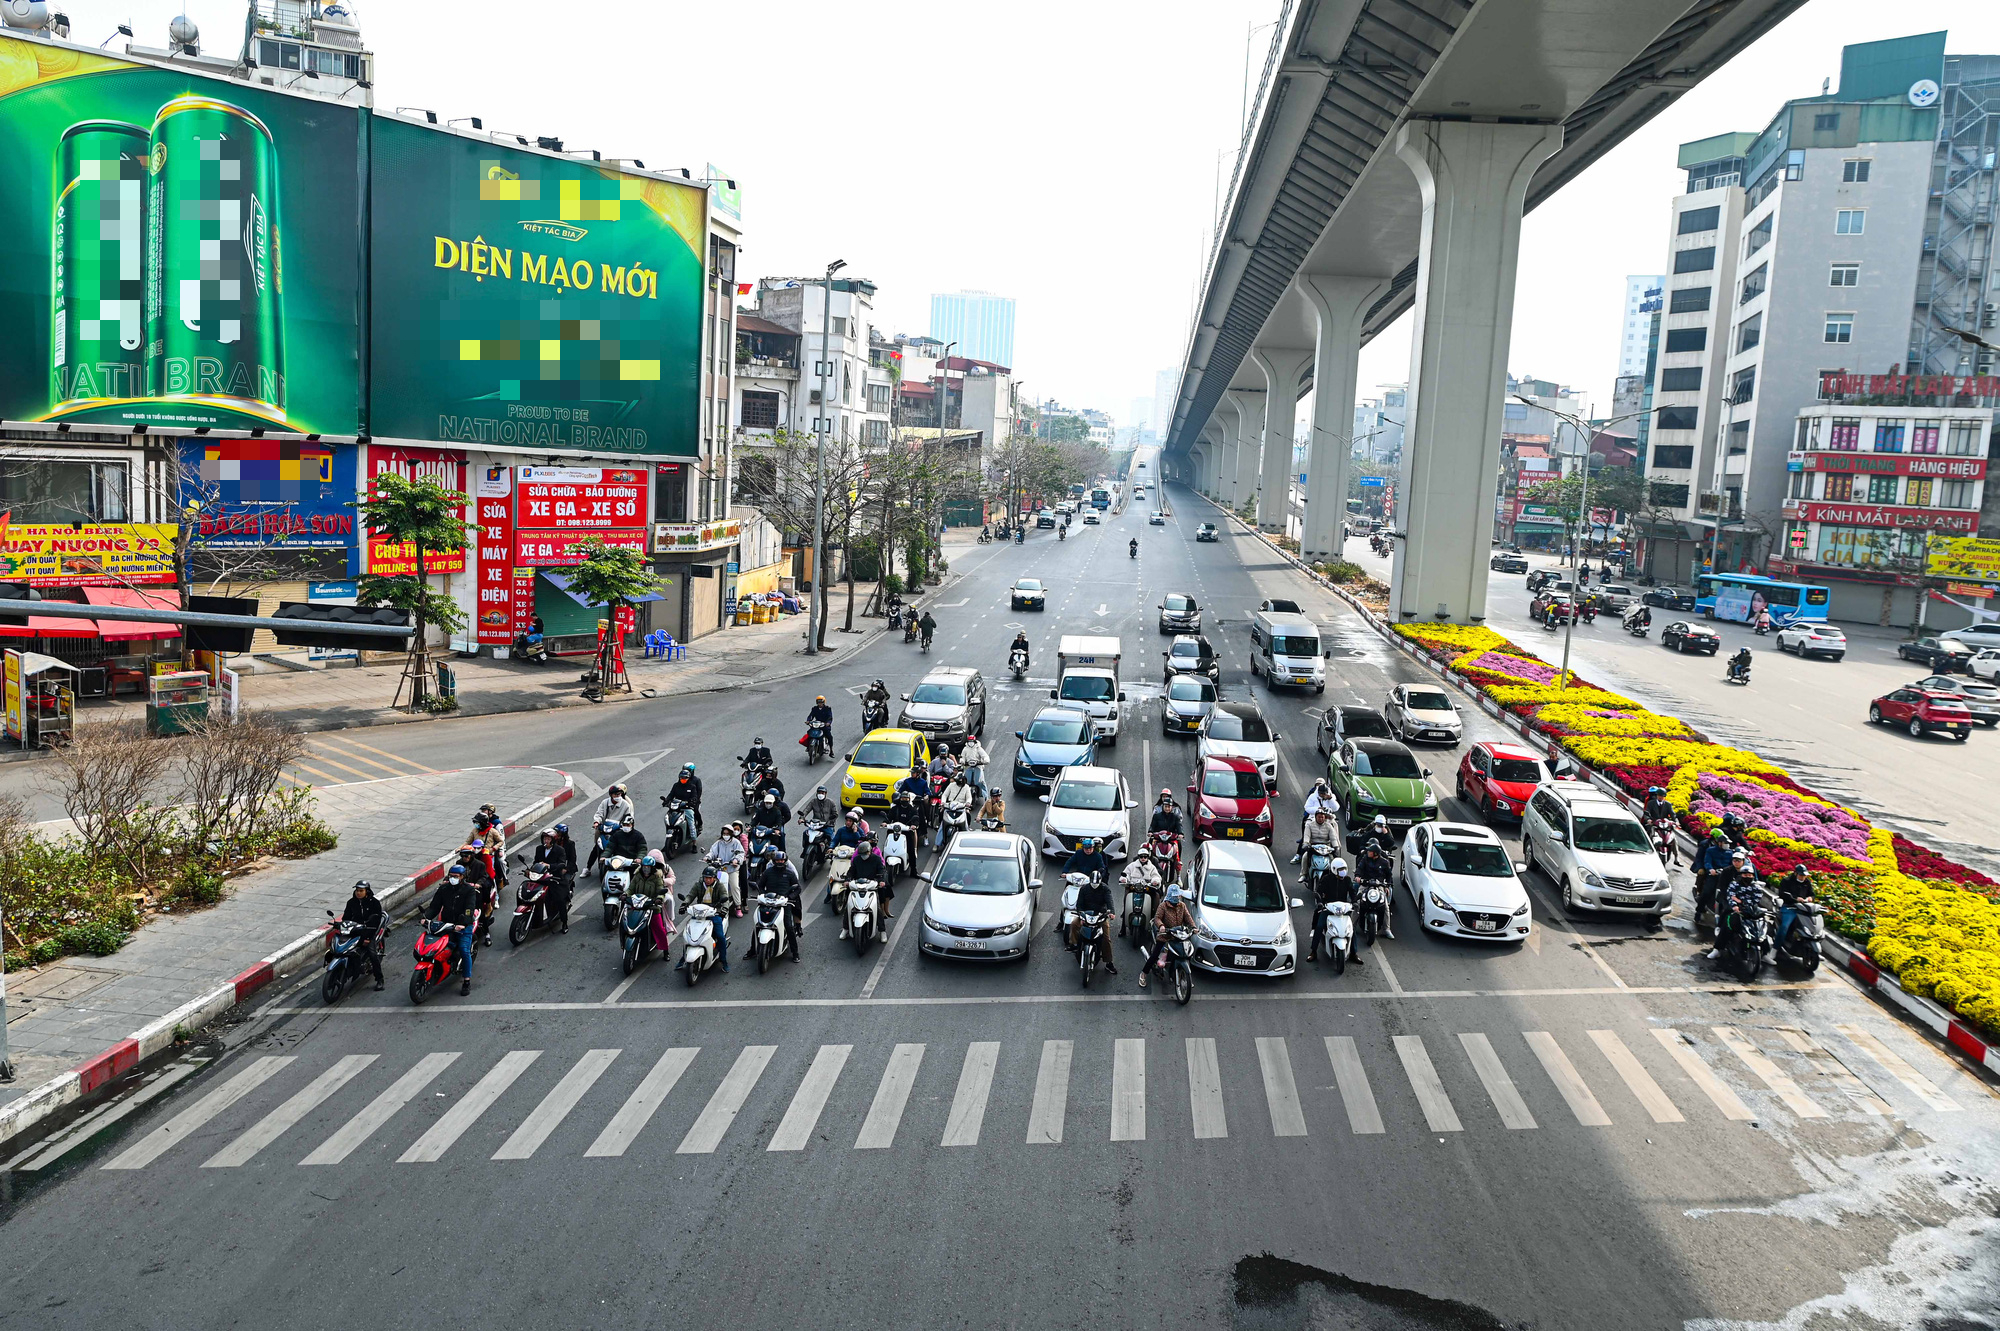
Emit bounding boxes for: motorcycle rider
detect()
[1120,845,1162,932]
[1068,871,1118,975]
[594,782,635,833]
[1306,856,1360,966]
[749,789,793,868]
[1355,842,1395,939]
[957,734,992,797]
[757,847,806,947]
[1727,646,1752,682]
[666,763,705,834]
[1295,780,1341,859]
[630,849,676,929]
[830,807,871,851]
[1009,631,1031,671]
[935,770,976,851]
[1295,807,1342,865]
[743,736,774,770]
[1064,835,1111,886]
[1623,603,1652,632]
[804,695,835,750]
[531,827,576,932]
[338,880,386,990]
[1138,885,1196,989]
[1706,858,1762,963]
[1691,828,1735,923]
[799,783,839,830]
[1356,813,1397,859]
[605,812,648,864]
[977,789,1008,829]
[1719,811,1751,852]
[917,609,937,649]
[1149,790,1184,837]
[862,678,892,728]
[454,841,497,945]
[848,833,892,917]
[926,746,959,783]
[1129,537,1139,558]
[680,864,730,973]
[427,863,481,995]
[894,763,931,824]
[1771,863,1815,950]
[705,823,746,914]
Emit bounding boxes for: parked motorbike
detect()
[509,857,568,945]
[601,854,635,931]
[510,631,551,664]
[805,720,831,764]
[407,919,468,1005]
[843,875,883,955]
[1158,924,1196,1005]
[752,890,800,973]
[1770,894,1825,976]
[660,797,698,859]
[800,819,830,879]
[1009,648,1028,681]
[321,913,385,1004]
[679,902,722,986]
[1075,909,1110,987]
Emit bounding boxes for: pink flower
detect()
[1687,773,1870,859]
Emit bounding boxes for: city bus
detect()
[1091,487,1110,510]
[1694,573,1831,624]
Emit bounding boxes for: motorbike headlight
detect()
[1580,868,1607,888]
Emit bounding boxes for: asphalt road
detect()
[4,454,1997,1330]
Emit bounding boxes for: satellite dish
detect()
[168,13,198,49]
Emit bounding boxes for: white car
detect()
[1400,823,1531,942]
[916,832,1039,963]
[1386,683,1462,745]
[1775,621,1846,661]
[1197,704,1280,792]
[1971,648,2000,683]
[1186,839,1302,977]
[1941,623,2000,650]
[1039,765,1136,862]
[1520,784,1670,921]
[1082,511,1100,525]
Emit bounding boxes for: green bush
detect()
[273,817,338,859]
[1318,560,1366,585]
[169,862,226,907]
[57,920,129,956]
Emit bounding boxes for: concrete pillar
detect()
[1253,348,1310,532]
[1224,389,1264,513]
[1390,119,1562,625]
[1296,273,1390,563]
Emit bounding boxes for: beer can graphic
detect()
[50,121,149,412]
[144,95,286,425]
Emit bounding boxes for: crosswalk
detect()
[72,1022,1962,1176]
[283,735,436,787]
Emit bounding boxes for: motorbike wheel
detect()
[1329,945,1346,978]
[1732,947,1762,983]
[685,960,700,987]
[1797,950,1820,975]
[321,964,344,1006]
[622,940,638,975]
[1080,946,1095,988]
[408,968,431,1005]
[603,904,618,932]
[1359,912,1376,948]
[852,924,870,957]
[758,940,772,975]
[509,913,530,947]
[1173,964,1192,1006]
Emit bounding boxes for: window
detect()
[1868,475,1900,504]
[1947,421,1982,456]
[1874,422,1904,452]
[1912,424,1940,454]
[1814,112,1840,131]
[1746,214,1773,255]
[1655,406,1698,431]
[1836,209,1866,235]
[1651,445,1694,469]
[1906,478,1934,506]
[1824,313,1854,343]
[1740,265,1768,303]
[1678,205,1721,234]
[1942,480,1977,508]
[1737,314,1762,352]
[865,419,889,446]
[1674,247,1716,274]
[1830,263,1859,287]
[829,316,848,336]
[1669,287,1712,313]
[1649,482,1690,507]
[1842,159,1870,183]
[1830,418,1860,450]
[1824,473,1854,501]
[1205,712,1272,743]
[1659,367,1703,392]
[1664,327,1707,353]
[0,458,128,523]
[740,390,779,429]
[1785,148,1806,181]
[1731,367,1757,403]
[1729,420,1750,453]
[866,382,892,411]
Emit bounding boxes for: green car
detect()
[1328,737,1438,847]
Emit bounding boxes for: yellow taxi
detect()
[841,727,932,811]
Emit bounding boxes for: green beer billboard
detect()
[0,36,362,434]
[368,117,705,457]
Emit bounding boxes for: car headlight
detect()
[842,774,856,789]
[993,919,1026,935]
[1422,789,1437,807]
[1273,924,1292,946]
[1511,903,1530,917]
[1254,806,1272,823]
[1195,921,1218,941]
[922,913,944,931]
[1581,868,1607,888]
[1429,892,1454,912]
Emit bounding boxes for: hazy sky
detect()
[58,1,2000,427]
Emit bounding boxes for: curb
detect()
[1820,932,2000,1077]
[0,768,576,1151]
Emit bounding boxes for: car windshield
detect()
[931,854,1021,896]
[1340,712,1392,739]
[1604,585,1634,597]
[1165,595,1195,612]
[1404,690,1452,712]
[1170,642,1202,659]
[1573,814,1652,853]
[1059,676,1116,702]
[1015,579,1042,591]
[1202,769,1264,799]
[1352,748,1421,779]
[1490,757,1542,783]
[1053,779,1120,811]
[1430,841,1513,876]
[1206,713,1272,743]
[1168,678,1215,702]
[1272,635,1319,657]
[1025,716,1088,745]
[910,682,967,706]
[1201,866,1285,912]
[852,740,910,769]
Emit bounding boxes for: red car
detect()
[1455,741,1545,821]
[1869,687,1973,741]
[1186,755,1273,844]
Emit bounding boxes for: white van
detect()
[1248,610,1325,694]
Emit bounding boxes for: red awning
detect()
[0,614,101,638]
[81,586,183,641]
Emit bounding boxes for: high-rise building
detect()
[1618,275,1666,378]
[928,290,1016,369]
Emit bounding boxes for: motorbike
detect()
[1726,657,1752,685]
[407,919,469,1005]
[601,854,635,931]
[805,720,831,764]
[1354,877,1390,948]
[620,882,666,976]
[1075,909,1110,987]
[935,800,969,853]
[321,913,385,1004]
[843,875,883,954]
[1146,829,1182,884]
[509,858,568,945]
[903,619,919,644]
[738,760,764,813]
[589,823,617,878]
[1158,924,1196,1005]
[1718,893,1772,982]
[1770,895,1825,976]
[1058,526,1066,541]
[1753,616,1773,637]
[883,819,914,882]
[748,826,784,879]
[1129,543,1138,559]
[679,902,722,986]
[977,530,993,544]
[660,797,698,859]
[1314,897,1355,976]
[1693,871,1724,933]
[919,630,933,654]
[863,696,890,732]
[1120,867,1156,945]
[1009,648,1028,681]
[1624,615,1650,638]
[752,890,800,972]
[510,631,551,665]
[1647,818,1678,867]
[800,819,830,880]
[978,815,1005,831]
[1015,528,1025,544]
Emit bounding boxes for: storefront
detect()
[653,518,742,641]
[467,462,653,656]
[0,524,185,696]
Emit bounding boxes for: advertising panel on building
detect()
[181,436,359,555]
[0,523,176,584]
[0,40,363,434]
[367,119,706,457]
[364,445,468,574]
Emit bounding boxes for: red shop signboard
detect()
[516,466,647,529]
[514,528,649,567]
[365,446,469,575]
[1785,500,1981,534]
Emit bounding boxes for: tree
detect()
[734,426,871,650]
[558,537,662,616]
[1522,464,1644,555]
[348,473,472,711]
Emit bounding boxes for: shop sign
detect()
[510,566,536,636]
[365,445,468,576]
[515,528,647,567]
[1927,535,2000,583]
[475,492,516,647]
[475,463,513,498]
[1818,371,2000,400]
[653,518,743,553]
[1785,501,1979,534]
[1797,453,1986,479]
[1946,582,1994,600]
[3,650,19,742]
[0,522,176,585]
[184,438,359,550]
[517,467,647,528]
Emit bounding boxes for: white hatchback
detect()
[1520,784,1670,921]
[1399,823,1531,942]
[1386,683,1462,745]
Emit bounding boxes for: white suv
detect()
[1520,784,1669,922]
[1039,765,1136,863]
[1775,621,1846,661]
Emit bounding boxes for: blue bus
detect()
[1694,573,1831,624]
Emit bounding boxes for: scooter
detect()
[1075,909,1110,987]
[800,819,830,880]
[1314,898,1355,976]
[1120,868,1156,945]
[620,883,663,975]
[407,919,470,1005]
[679,902,722,986]
[843,876,883,954]
[747,827,783,884]
[589,823,616,878]
[977,530,993,544]
[1157,924,1196,1005]
[1129,543,1138,559]
[601,855,635,931]
[805,720,831,764]
[904,620,919,644]
[1625,615,1650,638]
[1058,526,1066,541]
[1648,818,1678,867]
[509,858,568,945]
[1355,878,1390,947]
[1726,657,1752,685]
[510,631,551,665]
[1770,895,1825,976]
[935,801,969,853]
[1146,829,1182,884]
[883,819,915,882]
[660,797,698,859]
[863,700,890,733]
[321,913,386,1004]
[1009,648,1028,681]
[752,890,800,972]
[1717,895,1771,982]
[1015,528,1025,544]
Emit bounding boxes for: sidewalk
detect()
[0,764,573,1146]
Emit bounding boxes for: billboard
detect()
[183,436,358,550]
[516,465,647,528]
[363,444,467,575]
[1928,535,2000,583]
[0,36,362,434]
[368,117,706,457]
[0,522,176,584]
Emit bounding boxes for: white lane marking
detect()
[1393,1036,1463,1133]
[677,1045,777,1154]
[858,895,919,1000]
[1712,1025,1827,1119]
[493,1048,620,1159]
[1141,739,1152,808]
[1111,1038,1146,1141]
[1256,1036,1309,1137]
[1459,1033,1537,1129]
[102,1056,295,1170]
[303,1053,461,1165]
[1371,941,1406,994]
[1648,1029,1753,1121]
[940,1041,1000,1147]
[601,968,648,1006]
[1323,1036,1384,1134]
[1026,1040,1073,1145]
[586,1047,697,1157]
[1775,1027,1889,1117]
[854,1042,925,1149]
[1185,1037,1228,1140]
[768,1044,852,1152]
[204,1054,378,1168]
[1523,1031,1611,1127]
[1834,1024,1962,1113]
[398,1049,541,1163]
[13,1059,208,1172]
[1586,1030,1683,1123]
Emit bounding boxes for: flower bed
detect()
[1392,620,2000,1038]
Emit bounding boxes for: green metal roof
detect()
[1677,131,1758,168]
[1838,32,1945,101]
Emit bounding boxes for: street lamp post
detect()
[807,259,846,655]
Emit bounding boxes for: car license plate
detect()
[1225,827,1245,837]
[1473,919,1497,932]
[1233,953,1258,967]
[961,939,986,949]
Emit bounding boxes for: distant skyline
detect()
[928,290,1017,370]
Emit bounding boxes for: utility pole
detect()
[807,259,846,654]
[931,341,957,565]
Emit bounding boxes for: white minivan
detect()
[1248,610,1326,693]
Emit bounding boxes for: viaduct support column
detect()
[1253,348,1311,533]
[1296,273,1390,563]
[1390,119,1561,625]
[1224,388,1265,515]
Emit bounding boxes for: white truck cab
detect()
[1052,635,1125,745]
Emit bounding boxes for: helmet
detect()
[645,850,663,865]
[1082,837,1099,849]
[874,679,885,689]
[1731,849,1749,862]
[1648,785,1664,795]
[1160,787,1173,799]
[553,822,567,835]
[1133,846,1152,859]
[610,783,627,797]
[1787,863,1810,878]
[753,737,765,746]
[446,864,467,879]
[816,784,828,794]
[770,849,789,863]
[700,864,719,880]
[1332,858,1349,873]
[845,809,860,821]
[1372,814,1388,830]
[1314,777,1330,791]
[1722,812,1745,829]
[470,838,486,851]
[541,827,557,839]
[762,792,777,806]
[620,814,635,828]
[682,763,695,775]
[352,880,373,893]
[1312,808,1332,819]
[1710,828,1729,842]
[815,695,826,705]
